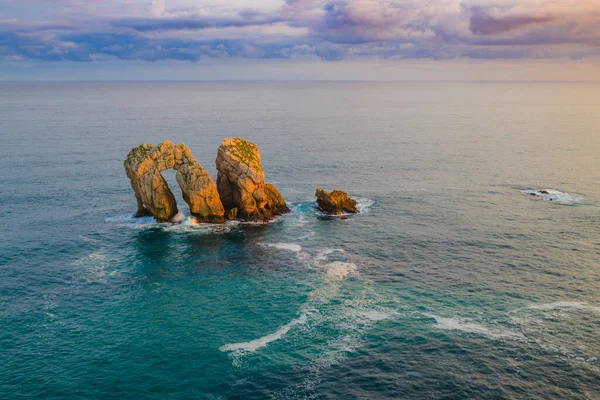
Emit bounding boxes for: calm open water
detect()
[1,81,599,399]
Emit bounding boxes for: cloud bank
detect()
[1,0,599,62]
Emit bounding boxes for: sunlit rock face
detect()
[315,189,359,215]
[124,141,224,223]
[216,138,289,222]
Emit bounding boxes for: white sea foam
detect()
[259,242,302,252]
[528,302,600,313]
[355,198,374,213]
[220,244,389,369]
[426,314,525,340]
[220,312,309,353]
[271,305,399,396]
[222,235,393,376]
[296,231,315,240]
[354,309,395,322]
[170,212,184,223]
[507,302,600,363]
[323,261,357,280]
[105,213,235,234]
[78,235,102,243]
[72,250,118,284]
[315,248,343,261]
[521,189,585,205]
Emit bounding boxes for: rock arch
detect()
[124,141,225,223]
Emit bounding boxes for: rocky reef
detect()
[315,189,359,215]
[216,138,290,222]
[124,138,288,223]
[124,141,224,223]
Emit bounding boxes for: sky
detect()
[1,0,600,80]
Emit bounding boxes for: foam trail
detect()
[315,248,342,261]
[260,243,302,252]
[425,313,525,340]
[355,309,395,322]
[220,312,308,353]
[528,302,600,313]
[297,231,315,240]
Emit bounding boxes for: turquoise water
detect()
[1,82,599,399]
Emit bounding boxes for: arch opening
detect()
[161,168,184,219]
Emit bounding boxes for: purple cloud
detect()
[1,0,599,63]
[469,7,554,35]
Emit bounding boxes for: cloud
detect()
[468,7,554,35]
[151,0,166,17]
[1,0,599,63]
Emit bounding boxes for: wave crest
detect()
[521,189,586,205]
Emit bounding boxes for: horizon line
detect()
[2,79,600,84]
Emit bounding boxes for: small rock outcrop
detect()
[124,141,224,223]
[216,138,290,222]
[315,189,359,215]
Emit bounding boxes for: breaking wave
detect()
[355,197,375,213]
[105,213,236,234]
[520,189,586,205]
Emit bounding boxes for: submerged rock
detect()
[124,141,224,223]
[315,189,359,215]
[216,138,290,222]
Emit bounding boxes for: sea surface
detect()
[1,81,599,399]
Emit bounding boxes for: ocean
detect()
[1,81,599,399]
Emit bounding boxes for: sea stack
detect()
[216,138,290,222]
[124,141,225,223]
[315,189,359,215]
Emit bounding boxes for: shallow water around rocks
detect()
[1,81,599,399]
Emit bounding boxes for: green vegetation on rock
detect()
[224,138,261,170]
[124,143,155,166]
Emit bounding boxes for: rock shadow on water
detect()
[129,223,306,285]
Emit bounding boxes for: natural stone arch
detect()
[124,141,225,223]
